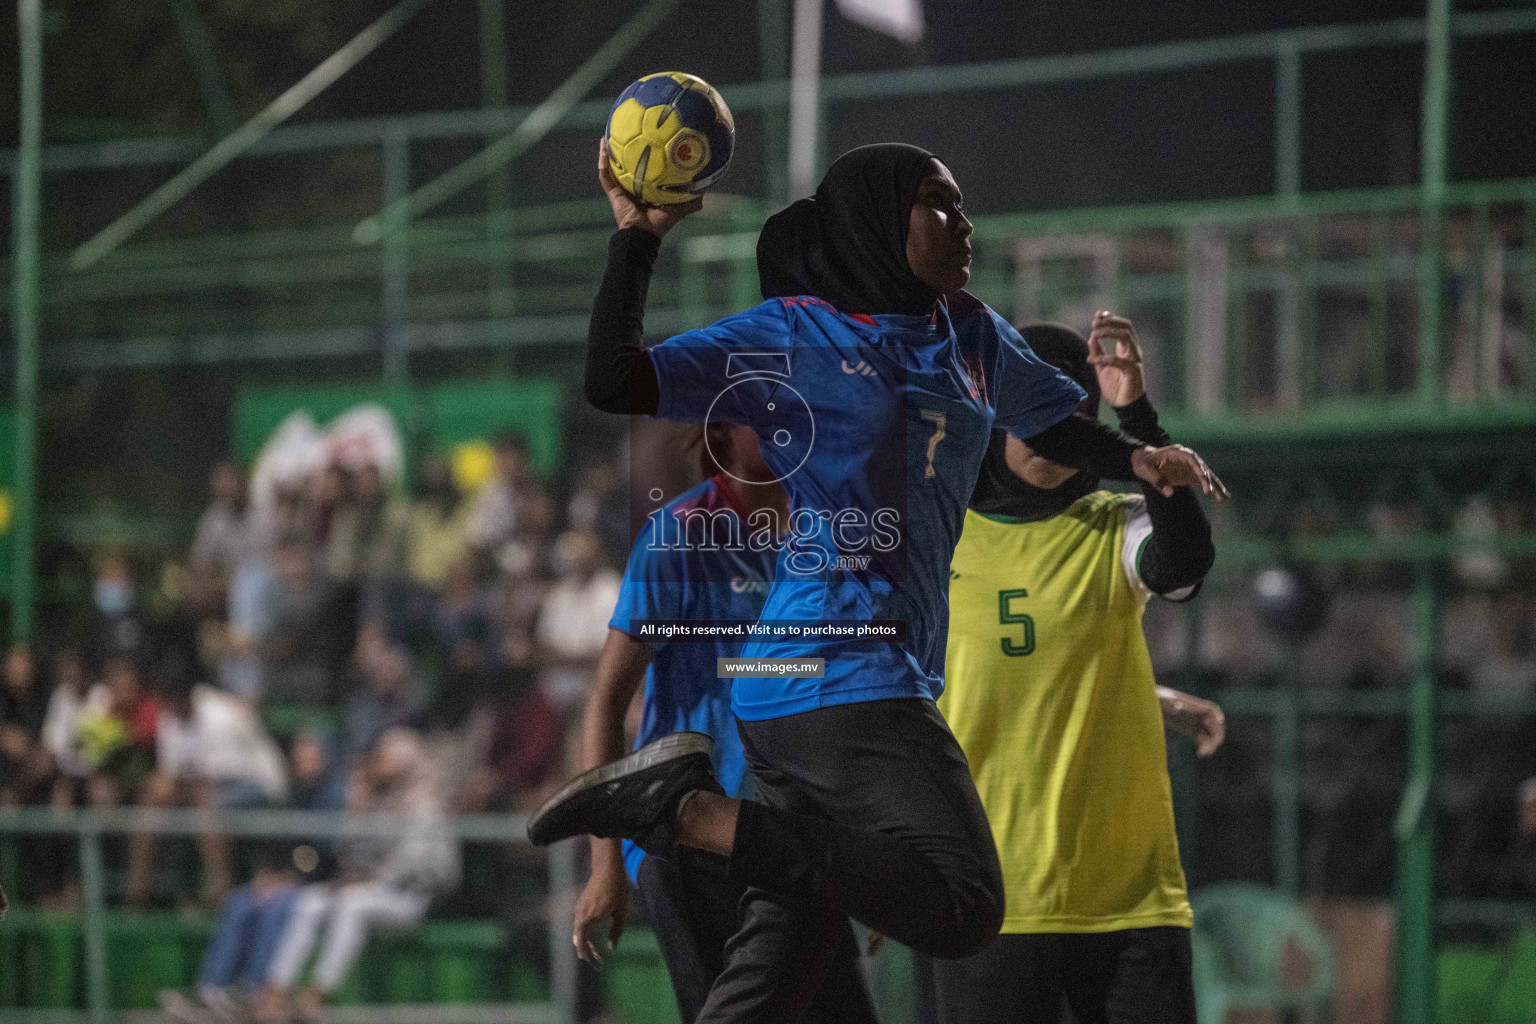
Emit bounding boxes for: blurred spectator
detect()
[459,692,561,814]
[306,465,352,552]
[262,478,309,553]
[42,647,92,803]
[284,729,349,864]
[220,552,278,701]
[189,462,259,614]
[1453,494,1509,589]
[1511,778,1536,896]
[534,530,620,713]
[459,620,562,813]
[162,731,348,1022]
[497,485,561,580]
[1299,591,1412,689]
[431,557,492,661]
[428,557,495,728]
[78,650,160,808]
[86,553,146,666]
[128,653,289,907]
[468,432,530,554]
[567,456,629,566]
[327,462,407,585]
[405,457,472,591]
[263,538,345,705]
[487,545,548,667]
[0,646,50,805]
[260,727,459,1019]
[343,640,425,761]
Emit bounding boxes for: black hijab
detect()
[969,323,1103,521]
[757,143,940,315]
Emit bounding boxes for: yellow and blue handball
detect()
[606,72,735,206]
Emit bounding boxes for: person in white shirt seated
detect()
[127,650,289,908]
[534,530,621,714]
[259,727,459,1021]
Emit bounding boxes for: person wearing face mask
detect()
[929,316,1225,1024]
[87,553,145,668]
[528,142,1228,1024]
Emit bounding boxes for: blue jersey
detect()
[608,475,778,883]
[648,292,1085,720]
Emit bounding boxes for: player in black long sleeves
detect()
[533,140,1228,1023]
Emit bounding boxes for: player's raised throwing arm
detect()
[584,139,701,416]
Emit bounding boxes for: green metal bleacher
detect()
[0,909,678,1014]
[1435,926,1536,1024]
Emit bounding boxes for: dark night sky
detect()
[2,0,1534,233]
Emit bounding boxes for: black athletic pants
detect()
[636,848,878,1024]
[930,929,1199,1024]
[693,698,1006,1024]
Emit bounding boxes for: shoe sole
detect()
[528,731,713,845]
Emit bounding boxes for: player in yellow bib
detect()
[933,314,1227,1024]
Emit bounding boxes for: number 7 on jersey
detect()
[921,410,946,479]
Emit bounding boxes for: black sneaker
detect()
[527,732,724,856]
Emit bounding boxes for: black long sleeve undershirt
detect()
[1112,395,1215,597]
[585,227,662,416]
[584,228,1159,489]
[1018,413,1142,482]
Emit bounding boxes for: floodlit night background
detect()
[0,1,1535,1021]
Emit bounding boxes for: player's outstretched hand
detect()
[1157,687,1226,757]
[1087,311,1146,409]
[1131,444,1231,502]
[573,858,628,970]
[599,138,702,239]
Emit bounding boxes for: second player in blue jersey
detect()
[572,423,877,1024]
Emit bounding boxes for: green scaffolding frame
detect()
[9,4,1536,1021]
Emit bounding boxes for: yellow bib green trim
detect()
[940,492,1192,933]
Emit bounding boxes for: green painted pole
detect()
[1524,200,1536,399]
[1225,225,1248,412]
[478,0,515,318]
[1416,0,1452,403]
[1275,39,1302,200]
[757,0,791,208]
[1297,220,1318,404]
[78,820,110,1024]
[1273,646,1301,896]
[168,0,239,139]
[1368,212,1391,397]
[550,839,578,1024]
[1396,560,1440,1024]
[477,0,510,140]
[381,124,411,383]
[1398,4,1452,1003]
[11,0,42,644]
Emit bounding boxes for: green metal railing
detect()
[0,808,578,1024]
[6,178,1535,426]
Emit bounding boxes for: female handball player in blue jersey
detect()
[531,139,1227,1023]
[571,422,876,1024]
